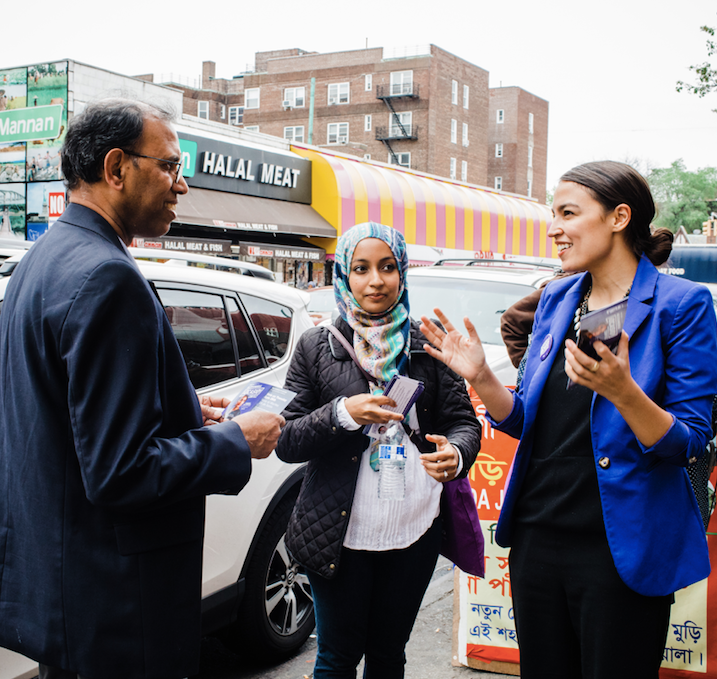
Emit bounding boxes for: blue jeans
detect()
[307,517,442,679]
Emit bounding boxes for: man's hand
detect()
[198,394,230,425]
[230,410,285,459]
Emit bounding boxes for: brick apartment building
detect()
[149,44,548,203]
[488,87,548,203]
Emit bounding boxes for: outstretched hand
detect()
[420,308,486,384]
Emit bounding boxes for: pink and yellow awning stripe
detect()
[292,145,555,258]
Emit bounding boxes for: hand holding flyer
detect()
[364,375,425,438]
[222,382,297,419]
[568,297,628,389]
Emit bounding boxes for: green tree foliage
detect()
[677,25,717,110]
[647,160,717,233]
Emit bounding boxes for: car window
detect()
[156,287,247,389]
[241,294,293,364]
[407,275,535,345]
[225,295,263,377]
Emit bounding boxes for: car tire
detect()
[231,494,315,658]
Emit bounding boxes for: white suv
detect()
[406,258,562,386]
[0,260,315,679]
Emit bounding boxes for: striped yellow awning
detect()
[291,145,555,259]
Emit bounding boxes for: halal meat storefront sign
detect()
[178,132,311,204]
[0,105,63,143]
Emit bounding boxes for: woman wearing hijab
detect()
[419,161,717,678]
[276,222,481,678]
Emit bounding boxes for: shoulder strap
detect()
[326,324,375,384]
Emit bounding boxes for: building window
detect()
[452,80,458,105]
[389,152,410,168]
[463,85,469,109]
[496,109,504,124]
[284,126,305,143]
[220,104,226,120]
[528,145,534,168]
[450,157,457,180]
[462,122,469,147]
[390,70,413,96]
[365,114,372,132]
[495,176,503,190]
[461,160,468,182]
[245,88,260,109]
[527,179,533,198]
[283,87,305,108]
[245,125,260,132]
[328,122,349,144]
[197,101,209,119]
[450,119,457,144]
[328,83,350,105]
[390,112,412,137]
[528,112,534,134]
[228,106,243,125]
[365,74,373,92]
[495,143,503,158]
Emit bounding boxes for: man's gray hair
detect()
[61,99,175,191]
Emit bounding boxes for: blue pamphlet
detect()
[222,382,296,419]
[364,374,425,438]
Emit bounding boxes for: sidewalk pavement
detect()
[196,556,515,679]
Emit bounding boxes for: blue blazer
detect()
[493,255,717,597]
[0,205,252,679]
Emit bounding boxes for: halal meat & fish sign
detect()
[0,105,63,143]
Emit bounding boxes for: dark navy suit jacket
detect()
[0,204,252,678]
[492,256,717,597]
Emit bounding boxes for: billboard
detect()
[0,62,68,239]
[0,183,26,239]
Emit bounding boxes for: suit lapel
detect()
[523,274,587,427]
[623,255,657,340]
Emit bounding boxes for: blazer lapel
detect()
[523,274,588,427]
[623,255,657,340]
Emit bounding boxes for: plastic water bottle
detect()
[378,421,406,501]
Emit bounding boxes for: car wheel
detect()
[231,494,315,658]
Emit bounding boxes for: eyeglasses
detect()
[122,150,184,183]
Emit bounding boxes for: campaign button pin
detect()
[540,335,553,361]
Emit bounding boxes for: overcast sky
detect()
[5,0,716,194]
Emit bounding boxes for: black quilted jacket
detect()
[276,317,482,579]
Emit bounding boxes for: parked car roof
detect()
[129,247,275,280]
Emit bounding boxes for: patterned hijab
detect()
[334,222,410,387]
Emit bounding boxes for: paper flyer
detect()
[364,374,424,438]
[568,297,628,388]
[222,382,296,419]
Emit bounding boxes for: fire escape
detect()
[375,83,419,166]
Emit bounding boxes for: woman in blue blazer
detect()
[420,161,717,679]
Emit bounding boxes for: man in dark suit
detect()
[0,100,284,679]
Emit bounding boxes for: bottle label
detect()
[378,444,405,460]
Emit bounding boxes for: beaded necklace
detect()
[573,284,631,336]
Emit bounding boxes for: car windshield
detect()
[307,288,336,313]
[407,275,535,345]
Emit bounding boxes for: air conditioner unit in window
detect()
[338,136,348,144]
[282,100,292,109]
[328,97,338,105]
